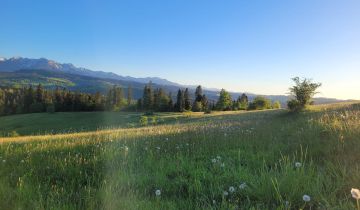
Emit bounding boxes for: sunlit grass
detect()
[0,103,359,209]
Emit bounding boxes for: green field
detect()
[0,103,360,209]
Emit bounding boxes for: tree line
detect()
[0,83,280,116]
[0,85,134,116]
[137,83,280,113]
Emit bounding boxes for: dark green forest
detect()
[0,82,279,116]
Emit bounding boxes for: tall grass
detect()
[0,103,359,209]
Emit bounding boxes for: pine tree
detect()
[127,86,132,106]
[142,83,154,111]
[24,86,34,113]
[216,89,232,111]
[195,85,203,102]
[167,93,173,112]
[184,88,191,111]
[175,89,184,112]
[35,84,44,104]
[239,93,248,110]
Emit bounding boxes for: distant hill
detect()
[0,56,345,105]
[0,57,180,86]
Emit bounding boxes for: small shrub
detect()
[139,116,148,126]
[8,131,20,137]
[204,109,212,114]
[144,111,154,116]
[287,99,302,112]
[151,116,157,125]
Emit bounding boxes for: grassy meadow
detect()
[0,103,360,209]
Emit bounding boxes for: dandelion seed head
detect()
[229,186,235,193]
[155,189,161,196]
[302,194,311,202]
[295,162,302,168]
[239,182,247,189]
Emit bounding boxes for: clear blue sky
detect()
[1,0,359,99]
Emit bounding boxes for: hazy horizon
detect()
[1,0,359,100]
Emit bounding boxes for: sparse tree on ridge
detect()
[287,77,321,112]
[248,96,271,110]
[216,89,232,111]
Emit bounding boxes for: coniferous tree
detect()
[184,88,191,111]
[195,85,203,102]
[142,83,154,111]
[216,89,232,111]
[24,86,34,113]
[167,93,173,112]
[239,93,248,110]
[127,86,132,106]
[175,89,184,112]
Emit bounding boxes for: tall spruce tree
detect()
[142,83,154,111]
[175,89,184,112]
[184,88,191,111]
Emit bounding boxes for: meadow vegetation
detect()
[0,102,359,209]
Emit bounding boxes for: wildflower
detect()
[155,189,161,196]
[212,200,216,204]
[21,160,24,163]
[239,182,247,189]
[165,138,169,141]
[211,158,217,163]
[156,146,160,150]
[351,188,360,210]
[285,201,289,207]
[124,146,129,152]
[220,163,225,168]
[2,160,5,163]
[223,191,229,196]
[216,155,221,160]
[229,186,235,193]
[302,194,311,202]
[295,162,302,168]
[351,188,360,200]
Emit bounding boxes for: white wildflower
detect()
[302,194,311,202]
[220,163,225,168]
[295,162,302,168]
[155,189,161,196]
[211,158,217,163]
[229,186,235,193]
[351,188,360,200]
[223,191,229,196]
[239,182,247,189]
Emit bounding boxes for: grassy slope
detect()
[0,110,267,137]
[0,104,359,209]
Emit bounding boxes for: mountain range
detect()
[0,56,345,105]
